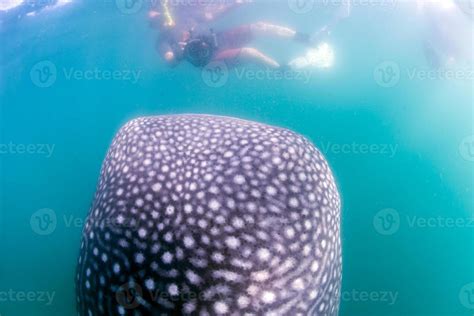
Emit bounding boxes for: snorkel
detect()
[183,29,219,67]
[161,0,175,28]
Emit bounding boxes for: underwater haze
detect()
[0,0,473,315]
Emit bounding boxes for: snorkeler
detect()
[149,6,316,69]
[186,22,317,69]
[148,0,252,67]
[149,0,349,70]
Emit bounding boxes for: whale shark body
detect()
[76,115,342,315]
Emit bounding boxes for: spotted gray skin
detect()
[76,115,342,316]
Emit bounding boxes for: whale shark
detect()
[76,114,342,315]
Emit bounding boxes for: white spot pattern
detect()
[76,115,341,316]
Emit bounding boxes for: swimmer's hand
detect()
[289,43,335,69]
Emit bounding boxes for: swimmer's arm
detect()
[215,47,280,69]
[241,48,280,69]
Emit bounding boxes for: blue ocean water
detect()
[0,1,473,315]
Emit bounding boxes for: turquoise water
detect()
[0,1,473,315]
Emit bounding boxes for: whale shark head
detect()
[76,114,342,315]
